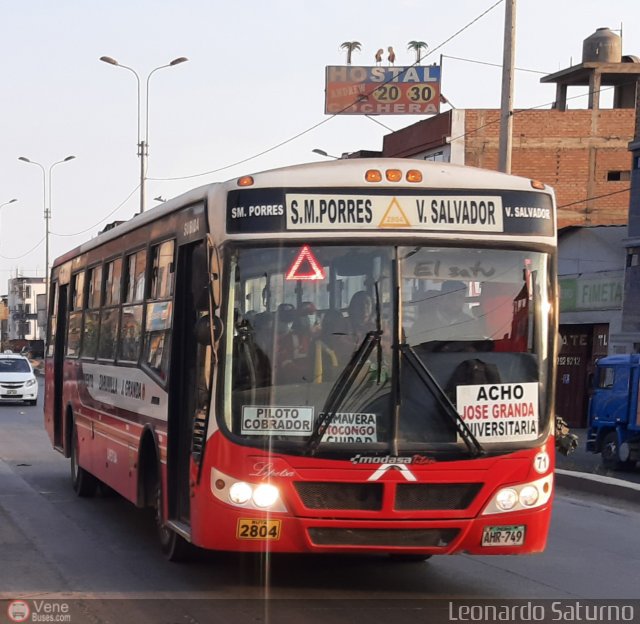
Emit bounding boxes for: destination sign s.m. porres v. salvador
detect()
[226,189,554,235]
[286,194,504,232]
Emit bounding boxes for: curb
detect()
[555,468,640,504]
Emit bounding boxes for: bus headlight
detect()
[482,474,553,515]
[519,485,539,507]
[495,488,518,511]
[252,483,280,508]
[211,468,288,512]
[229,481,252,505]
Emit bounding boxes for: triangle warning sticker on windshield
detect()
[286,245,326,280]
[378,197,411,228]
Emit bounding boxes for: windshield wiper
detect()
[400,343,485,458]
[305,328,383,456]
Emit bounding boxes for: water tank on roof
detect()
[582,27,621,63]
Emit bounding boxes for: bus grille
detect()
[294,482,383,510]
[395,483,482,511]
[308,527,459,547]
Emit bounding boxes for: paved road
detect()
[1,388,639,622]
[556,428,640,485]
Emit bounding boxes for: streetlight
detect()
[312,149,340,159]
[0,199,18,253]
[100,55,188,214]
[18,155,75,311]
[0,199,17,210]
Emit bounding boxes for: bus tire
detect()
[601,431,635,471]
[154,478,193,562]
[70,420,98,497]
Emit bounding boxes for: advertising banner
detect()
[325,65,441,115]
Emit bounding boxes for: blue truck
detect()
[586,354,640,470]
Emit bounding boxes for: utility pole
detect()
[498,0,516,174]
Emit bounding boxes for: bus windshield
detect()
[221,243,551,458]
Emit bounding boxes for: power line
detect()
[365,114,396,132]
[1,184,137,265]
[557,187,631,209]
[51,184,140,238]
[37,0,504,247]
[147,0,504,182]
[447,78,639,145]
[425,0,503,58]
[0,237,45,260]
[441,54,549,74]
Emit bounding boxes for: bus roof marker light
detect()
[237,176,254,187]
[386,169,402,182]
[365,169,382,183]
[285,245,326,281]
[406,170,423,183]
[530,179,545,190]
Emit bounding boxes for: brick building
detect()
[381,106,636,228]
[379,28,640,228]
[373,28,640,424]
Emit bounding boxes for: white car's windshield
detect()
[0,358,31,373]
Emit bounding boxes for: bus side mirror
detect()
[195,314,223,346]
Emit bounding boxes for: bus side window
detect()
[81,264,102,359]
[142,241,175,381]
[47,282,59,358]
[66,271,85,358]
[97,258,123,363]
[118,252,145,363]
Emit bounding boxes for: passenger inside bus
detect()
[418,280,484,342]
[252,312,274,359]
[347,290,375,345]
[290,301,317,358]
[273,302,320,384]
[314,309,351,382]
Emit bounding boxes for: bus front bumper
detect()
[193,503,552,556]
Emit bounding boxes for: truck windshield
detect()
[221,244,551,458]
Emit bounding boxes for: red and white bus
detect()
[45,159,557,560]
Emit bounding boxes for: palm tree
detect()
[407,40,429,64]
[340,41,362,65]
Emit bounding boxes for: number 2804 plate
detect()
[482,525,525,546]
[237,518,281,541]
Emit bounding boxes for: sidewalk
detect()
[555,428,640,502]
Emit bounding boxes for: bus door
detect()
[167,239,210,524]
[53,284,68,450]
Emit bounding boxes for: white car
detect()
[0,354,38,405]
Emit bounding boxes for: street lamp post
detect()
[0,199,18,254]
[100,55,188,214]
[312,148,340,159]
[0,199,18,210]
[18,156,75,313]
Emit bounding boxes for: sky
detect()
[2,0,640,288]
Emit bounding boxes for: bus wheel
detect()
[601,431,635,471]
[154,481,193,561]
[70,421,98,497]
[387,554,433,563]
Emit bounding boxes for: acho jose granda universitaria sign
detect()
[324,64,441,115]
